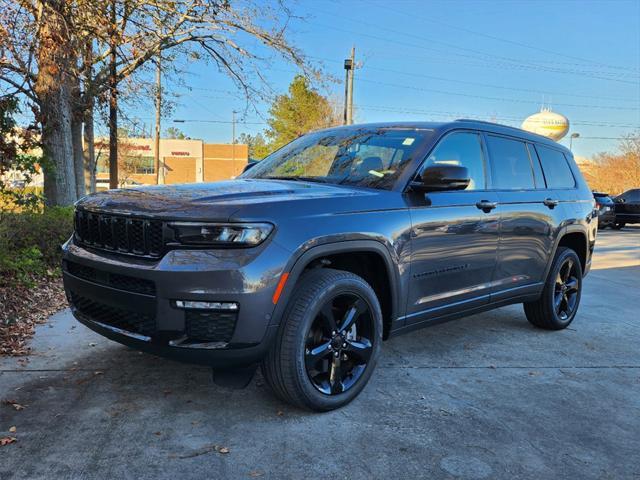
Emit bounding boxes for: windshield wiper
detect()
[264,176,331,184]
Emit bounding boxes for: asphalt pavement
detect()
[1,227,639,479]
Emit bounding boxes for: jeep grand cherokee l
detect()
[62,120,597,411]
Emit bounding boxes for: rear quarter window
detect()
[535,145,576,189]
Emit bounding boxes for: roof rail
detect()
[454,118,511,127]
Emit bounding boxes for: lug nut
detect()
[334,351,340,357]
[342,343,347,348]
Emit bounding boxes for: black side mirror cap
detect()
[410,164,470,192]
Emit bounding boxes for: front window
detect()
[241,127,432,190]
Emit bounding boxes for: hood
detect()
[77,179,383,221]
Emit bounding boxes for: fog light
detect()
[175,300,238,310]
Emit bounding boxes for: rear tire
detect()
[524,247,582,330]
[261,268,383,411]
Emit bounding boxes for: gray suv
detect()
[62,120,597,411]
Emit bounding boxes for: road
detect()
[1,227,639,479]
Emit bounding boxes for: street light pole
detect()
[570,132,580,152]
[343,51,354,126]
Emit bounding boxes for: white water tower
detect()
[521,108,570,141]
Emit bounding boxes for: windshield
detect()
[241,127,431,190]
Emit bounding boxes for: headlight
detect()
[168,222,273,247]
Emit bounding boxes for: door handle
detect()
[476,200,497,213]
[543,198,559,209]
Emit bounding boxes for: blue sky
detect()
[133,0,640,158]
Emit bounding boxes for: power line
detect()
[366,1,639,73]
[172,119,267,125]
[310,56,640,104]
[308,20,640,84]
[356,76,640,111]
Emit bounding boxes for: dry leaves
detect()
[0,276,66,356]
[8,426,16,433]
[169,444,230,459]
[2,400,26,411]
[0,436,17,447]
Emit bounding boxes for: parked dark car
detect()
[613,188,640,229]
[62,120,597,410]
[593,192,616,229]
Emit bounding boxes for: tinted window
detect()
[243,128,430,190]
[423,132,486,190]
[486,136,535,190]
[621,189,640,202]
[536,145,575,189]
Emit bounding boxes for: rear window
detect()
[596,196,613,204]
[486,135,535,190]
[535,145,576,189]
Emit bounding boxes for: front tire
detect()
[524,247,583,330]
[261,268,383,411]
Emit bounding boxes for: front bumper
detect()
[62,238,291,368]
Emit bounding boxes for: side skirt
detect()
[387,291,541,339]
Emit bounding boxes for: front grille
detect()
[74,209,164,258]
[65,261,156,296]
[186,310,237,343]
[70,292,157,337]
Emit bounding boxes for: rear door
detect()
[485,135,565,301]
[615,189,640,222]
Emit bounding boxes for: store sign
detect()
[171,151,191,156]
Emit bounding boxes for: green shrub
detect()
[0,206,74,285]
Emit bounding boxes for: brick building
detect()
[95,137,248,186]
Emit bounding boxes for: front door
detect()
[405,131,500,324]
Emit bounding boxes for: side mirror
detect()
[411,164,470,192]
[242,162,257,174]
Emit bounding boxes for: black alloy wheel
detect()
[261,268,382,411]
[304,293,374,395]
[554,257,580,321]
[524,246,583,330]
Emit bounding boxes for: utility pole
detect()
[347,46,355,125]
[343,56,351,125]
[155,54,164,185]
[108,0,118,189]
[232,110,237,172]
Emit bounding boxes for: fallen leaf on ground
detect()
[248,471,264,477]
[0,276,66,356]
[217,446,230,454]
[2,400,26,411]
[0,437,17,447]
[154,431,162,436]
[8,426,16,433]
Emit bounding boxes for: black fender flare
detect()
[542,224,589,281]
[270,239,402,329]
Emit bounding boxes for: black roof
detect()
[317,119,570,154]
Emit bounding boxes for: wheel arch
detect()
[546,226,589,278]
[272,240,401,340]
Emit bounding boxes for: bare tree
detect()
[1,0,317,206]
[584,132,640,195]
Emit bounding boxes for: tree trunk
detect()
[108,0,118,189]
[72,112,85,198]
[83,105,96,193]
[35,0,77,207]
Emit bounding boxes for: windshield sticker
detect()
[402,138,415,146]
